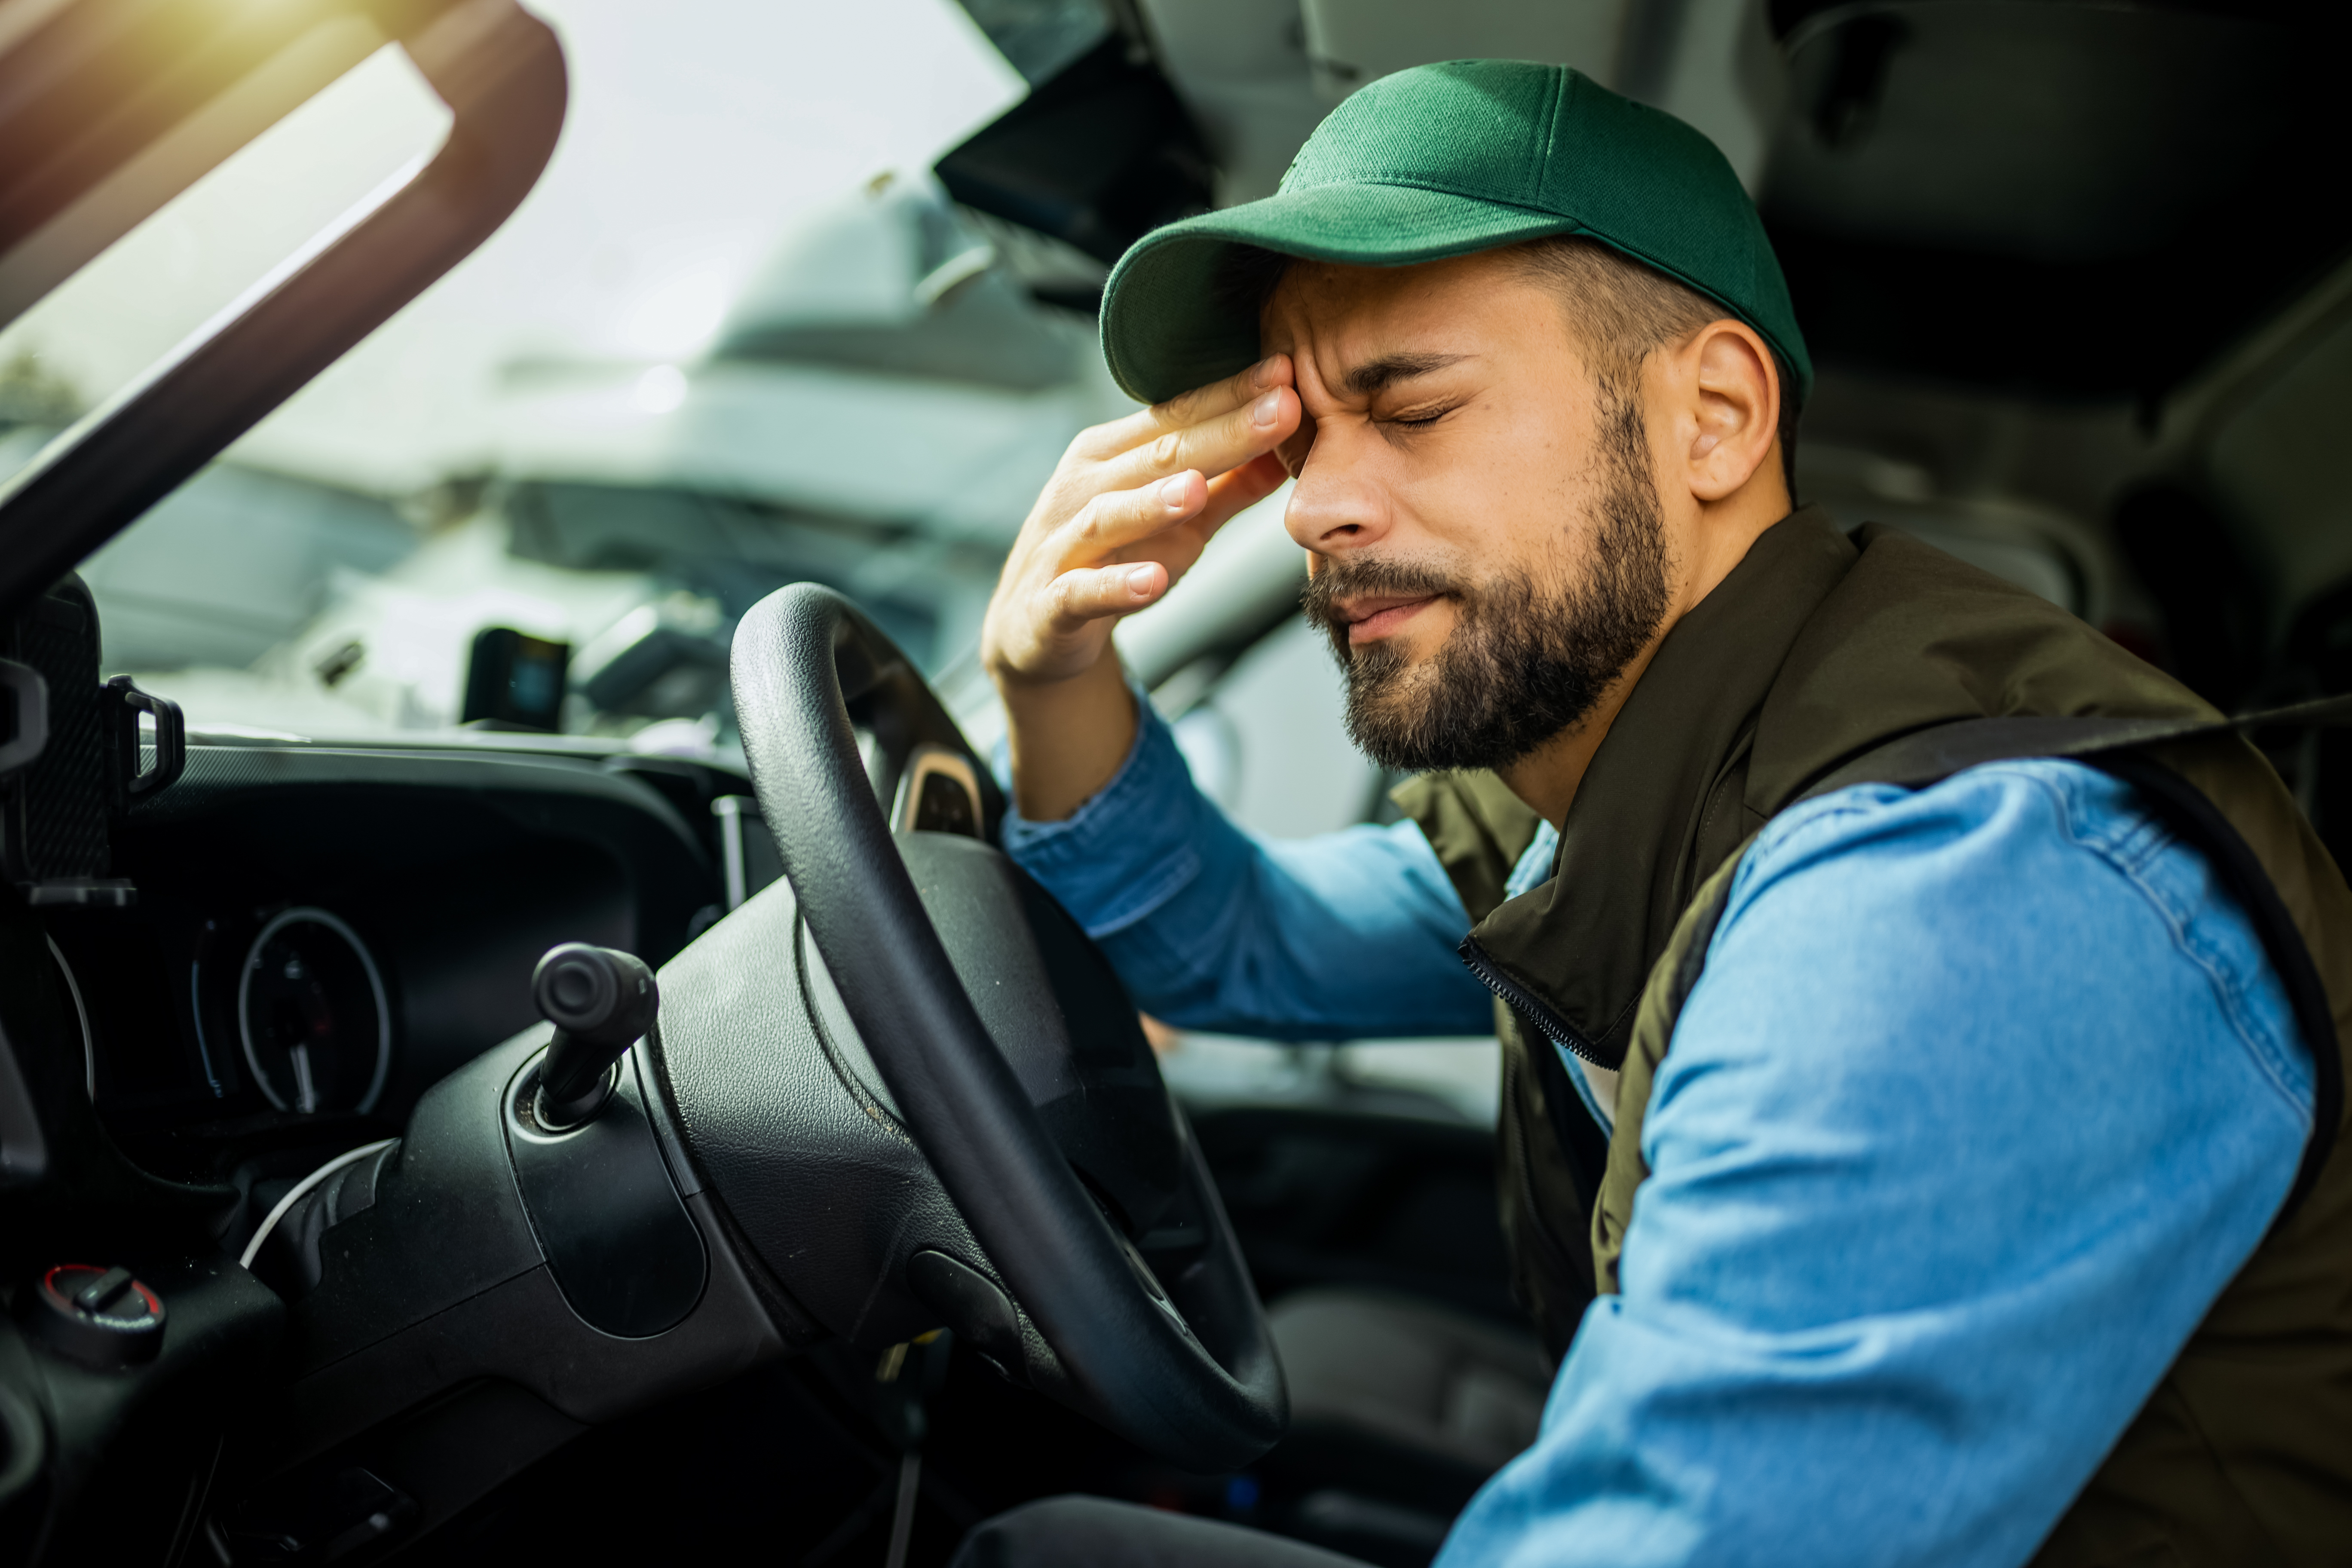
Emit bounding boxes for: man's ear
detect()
[1669,319,1781,505]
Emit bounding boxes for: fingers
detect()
[1152,352,1293,432]
[1151,454,1289,568]
[1078,354,1292,461]
[1197,452,1290,534]
[1046,449,1288,573]
[1097,381,1299,496]
[1055,471,1205,560]
[1044,561,1166,632]
[996,355,1295,682]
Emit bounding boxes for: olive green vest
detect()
[1399,507,2352,1565]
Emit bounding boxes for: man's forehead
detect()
[1262,251,1541,394]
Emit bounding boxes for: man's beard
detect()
[1300,391,1672,774]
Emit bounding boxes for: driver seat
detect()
[1259,1287,1550,1559]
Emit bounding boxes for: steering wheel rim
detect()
[730,582,1286,1468]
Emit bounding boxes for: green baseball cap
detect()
[1098,59,1811,408]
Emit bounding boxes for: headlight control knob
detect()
[531,943,658,1130]
[26,1265,165,1368]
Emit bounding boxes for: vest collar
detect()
[1461,505,1856,1067]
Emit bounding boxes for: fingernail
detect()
[1160,475,1191,508]
[1252,389,1283,426]
[1127,564,1157,593]
[1253,355,1277,385]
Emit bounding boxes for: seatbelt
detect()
[1801,692,2352,799]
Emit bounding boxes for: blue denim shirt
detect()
[1002,702,2312,1567]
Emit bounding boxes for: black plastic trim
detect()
[502,1048,706,1339]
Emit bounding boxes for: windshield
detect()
[9,0,1127,756]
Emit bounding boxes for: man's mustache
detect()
[1300,556,1470,635]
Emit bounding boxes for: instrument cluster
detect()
[233,907,392,1118]
[50,890,487,1155]
[35,738,730,1173]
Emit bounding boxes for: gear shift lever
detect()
[532,942,658,1130]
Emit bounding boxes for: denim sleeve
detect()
[1440,759,2314,1568]
[999,699,1496,1040]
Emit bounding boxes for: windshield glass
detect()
[18,0,1127,756]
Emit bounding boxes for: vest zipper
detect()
[1458,934,1611,1067]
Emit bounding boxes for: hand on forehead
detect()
[1254,252,1611,499]
[1259,252,1580,411]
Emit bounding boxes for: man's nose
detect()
[1282,425,1389,554]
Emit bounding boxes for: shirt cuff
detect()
[998,695,1208,939]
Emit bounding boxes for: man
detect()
[959,61,2352,1568]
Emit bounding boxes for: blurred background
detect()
[7,3,2350,1558]
[6,0,2349,1134]
[0,0,1074,750]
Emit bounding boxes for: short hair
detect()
[1509,235,1799,499]
[1220,238,1800,499]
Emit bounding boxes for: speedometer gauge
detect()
[237,908,391,1115]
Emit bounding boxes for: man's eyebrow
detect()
[1340,352,1470,398]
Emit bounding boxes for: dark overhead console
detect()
[1759,0,2352,401]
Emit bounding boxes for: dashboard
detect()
[37,736,763,1183]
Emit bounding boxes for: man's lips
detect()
[1341,594,1440,645]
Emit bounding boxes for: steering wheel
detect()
[708,583,1286,1469]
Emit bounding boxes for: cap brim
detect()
[1099,183,1580,406]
